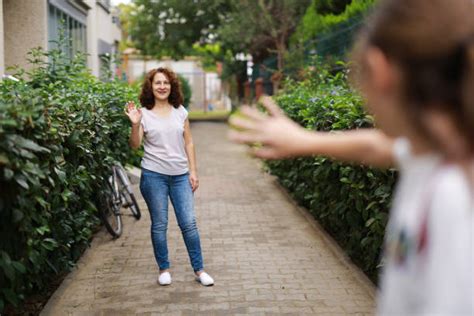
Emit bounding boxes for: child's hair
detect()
[351,0,474,155]
[139,67,184,110]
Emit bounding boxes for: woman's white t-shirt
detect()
[140,105,189,175]
[378,138,473,315]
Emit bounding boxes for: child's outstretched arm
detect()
[228,96,395,168]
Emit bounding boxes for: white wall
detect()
[128,59,204,80]
[96,7,121,47]
[86,0,99,76]
[86,0,121,77]
[3,0,47,73]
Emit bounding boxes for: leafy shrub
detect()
[284,0,374,74]
[315,0,353,15]
[294,0,374,43]
[0,44,139,312]
[266,63,396,282]
[178,74,192,109]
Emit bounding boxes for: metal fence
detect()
[251,14,366,94]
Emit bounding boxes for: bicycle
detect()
[99,163,141,238]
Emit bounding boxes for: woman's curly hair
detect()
[139,67,184,109]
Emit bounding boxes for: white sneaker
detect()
[158,271,171,286]
[196,272,214,286]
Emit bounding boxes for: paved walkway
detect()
[41,122,375,315]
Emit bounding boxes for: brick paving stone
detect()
[41,122,375,315]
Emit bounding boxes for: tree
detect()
[128,0,231,58]
[218,0,310,72]
[117,3,135,52]
[285,0,374,73]
[127,0,311,92]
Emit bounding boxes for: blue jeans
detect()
[139,168,204,272]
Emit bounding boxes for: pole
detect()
[203,71,207,113]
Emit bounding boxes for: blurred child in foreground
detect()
[230,0,474,314]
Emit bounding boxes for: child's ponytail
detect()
[350,0,474,157]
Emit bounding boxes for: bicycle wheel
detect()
[116,165,141,220]
[99,181,123,238]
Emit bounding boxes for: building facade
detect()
[0,0,121,77]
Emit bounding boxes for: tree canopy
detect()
[124,0,374,81]
[127,0,309,73]
[218,0,310,71]
[128,0,231,58]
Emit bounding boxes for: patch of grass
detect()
[188,110,230,121]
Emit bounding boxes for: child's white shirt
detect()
[378,138,473,316]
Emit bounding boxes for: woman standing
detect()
[125,67,214,286]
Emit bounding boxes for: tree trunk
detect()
[272,38,286,92]
[276,39,286,73]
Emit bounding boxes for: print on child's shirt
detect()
[385,212,429,267]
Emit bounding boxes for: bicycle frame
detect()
[108,167,123,215]
[115,166,132,190]
[100,163,141,237]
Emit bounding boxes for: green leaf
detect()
[0,251,11,264]
[4,168,14,180]
[41,238,58,251]
[17,137,50,153]
[1,262,15,281]
[54,167,66,182]
[365,218,376,228]
[2,288,19,306]
[11,261,26,274]
[365,201,377,210]
[0,154,9,165]
[14,176,29,189]
[18,149,35,159]
[35,226,50,236]
[61,189,74,201]
[0,119,18,127]
[35,196,49,209]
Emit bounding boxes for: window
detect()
[48,3,87,59]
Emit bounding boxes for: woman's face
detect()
[152,72,171,101]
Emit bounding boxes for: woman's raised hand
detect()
[125,101,142,125]
[228,96,309,159]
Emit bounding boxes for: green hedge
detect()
[266,64,396,281]
[178,74,192,109]
[0,46,139,312]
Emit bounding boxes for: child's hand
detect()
[125,101,142,126]
[228,96,309,159]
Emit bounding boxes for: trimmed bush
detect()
[178,74,192,109]
[0,45,139,312]
[266,63,396,282]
